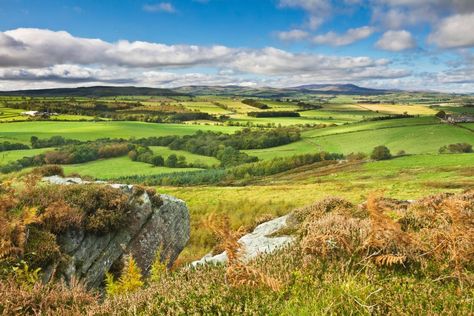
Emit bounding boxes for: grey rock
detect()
[42,177,190,288]
[191,215,295,267]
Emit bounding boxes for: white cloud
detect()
[276,29,309,41]
[0,28,412,89]
[143,2,176,13]
[375,30,416,51]
[312,26,374,46]
[278,0,331,29]
[428,13,474,48]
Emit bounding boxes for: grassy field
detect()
[150,146,219,167]
[63,156,202,179]
[0,148,49,166]
[161,153,474,262]
[245,117,473,159]
[0,121,240,143]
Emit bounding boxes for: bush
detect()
[32,165,65,177]
[346,152,367,161]
[439,143,473,154]
[24,227,61,268]
[151,155,165,166]
[241,99,270,109]
[435,110,446,119]
[370,146,392,160]
[165,154,178,168]
[247,111,300,118]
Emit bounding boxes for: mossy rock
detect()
[24,227,61,268]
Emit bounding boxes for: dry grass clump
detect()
[32,165,65,177]
[292,197,358,226]
[298,191,474,284]
[301,214,370,260]
[410,191,474,284]
[0,277,97,316]
[205,213,282,291]
[363,193,423,267]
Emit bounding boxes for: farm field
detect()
[245,117,473,159]
[0,120,241,143]
[150,146,219,167]
[0,148,49,166]
[63,156,203,179]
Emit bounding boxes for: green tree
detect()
[370,145,392,160]
[151,155,164,166]
[165,154,178,168]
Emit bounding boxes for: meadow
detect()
[0,91,473,315]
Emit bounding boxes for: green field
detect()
[0,148,49,166]
[150,146,219,167]
[63,156,202,179]
[0,121,240,143]
[245,117,473,159]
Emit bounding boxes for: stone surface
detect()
[42,176,190,288]
[191,215,295,267]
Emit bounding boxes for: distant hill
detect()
[0,83,391,97]
[0,86,182,97]
[291,84,388,94]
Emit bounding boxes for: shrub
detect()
[32,165,65,177]
[151,155,165,166]
[241,99,270,109]
[247,111,300,118]
[370,145,392,160]
[435,110,446,119]
[24,227,61,268]
[106,255,144,297]
[346,152,367,161]
[439,143,473,154]
[165,154,178,168]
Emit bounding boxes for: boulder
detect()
[42,176,190,288]
[192,215,295,267]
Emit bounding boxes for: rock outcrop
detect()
[192,215,294,266]
[42,176,190,288]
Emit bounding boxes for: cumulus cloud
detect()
[0,28,412,89]
[0,28,233,68]
[312,26,374,46]
[375,30,416,51]
[276,29,309,41]
[428,13,474,48]
[143,3,176,13]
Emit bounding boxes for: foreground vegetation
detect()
[1,185,472,315]
[0,90,473,314]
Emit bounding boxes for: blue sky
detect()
[0,0,473,92]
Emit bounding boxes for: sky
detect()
[0,0,473,92]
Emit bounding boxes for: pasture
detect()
[63,156,203,179]
[0,121,240,143]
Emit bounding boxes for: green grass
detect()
[63,156,202,179]
[0,148,50,166]
[150,146,219,167]
[0,121,241,143]
[245,117,472,159]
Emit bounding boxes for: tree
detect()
[435,110,446,119]
[165,154,178,168]
[177,155,187,168]
[151,155,164,166]
[371,145,392,160]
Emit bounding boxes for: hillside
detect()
[0,83,396,97]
